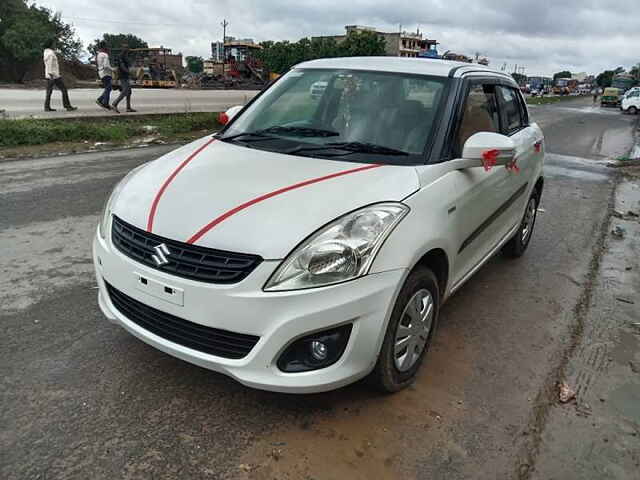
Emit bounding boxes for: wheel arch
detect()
[412,248,450,302]
[534,176,544,203]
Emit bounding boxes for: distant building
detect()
[612,73,635,92]
[313,25,438,58]
[528,76,553,88]
[211,41,224,63]
[571,72,587,82]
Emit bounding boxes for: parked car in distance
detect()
[94,57,544,393]
[621,89,640,114]
[601,87,622,107]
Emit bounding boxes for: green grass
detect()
[0,113,222,148]
[526,95,589,105]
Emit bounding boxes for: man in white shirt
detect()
[96,42,113,110]
[43,39,77,112]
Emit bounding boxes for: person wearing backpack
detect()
[112,45,137,113]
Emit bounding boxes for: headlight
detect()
[264,203,409,291]
[99,164,146,239]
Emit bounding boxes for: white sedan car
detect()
[94,57,544,393]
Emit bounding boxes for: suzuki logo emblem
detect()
[151,243,171,266]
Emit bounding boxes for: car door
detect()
[494,84,540,237]
[449,79,514,286]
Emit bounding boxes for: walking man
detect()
[96,43,113,110]
[112,45,137,113]
[43,39,77,112]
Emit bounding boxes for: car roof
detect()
[295,56,511,80]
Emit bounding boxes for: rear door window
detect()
[496,86,525,134]
[455,83,500,155]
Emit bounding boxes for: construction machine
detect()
[198,56,266,89]
[109,48,181,88]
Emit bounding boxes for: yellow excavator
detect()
[110,48,179,88]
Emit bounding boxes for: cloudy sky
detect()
[41,0,639,77]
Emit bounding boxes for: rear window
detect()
[456,84,499,154]
[497,86,525,134]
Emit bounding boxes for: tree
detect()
[256,31,384,74]
[553,70,571,81]
[0,0,82,81]
[596,70,614,88]
[338,30,386,57]
[185,56,204,73]
[88,33,148,56]
[511,72,526,85]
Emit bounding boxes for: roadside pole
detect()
[221,19,229,77]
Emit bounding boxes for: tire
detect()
[369,266,440,393]
[503,190,538,258]
[629,106,638,115]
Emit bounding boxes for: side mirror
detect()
[218,105,243,125]
[451,132,516,170]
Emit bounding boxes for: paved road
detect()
[1,98,638,479]
[0,88,258,119]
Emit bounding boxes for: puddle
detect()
[554,106,623,116]
[544,164,609,182]
[599,128,637,159]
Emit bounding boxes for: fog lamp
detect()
[310,341,328,361]
[277,324,353,373]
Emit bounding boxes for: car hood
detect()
[113,136,420,259]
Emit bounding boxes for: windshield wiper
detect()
[217,131,276,142]
[219,126,339,143]
[286,141,409,156]
[260,126,340,137]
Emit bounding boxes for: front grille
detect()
[111,215,262,284]
[105,282,260,359]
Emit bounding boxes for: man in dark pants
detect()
[43,39,77,112]
[112,45,137,113]
[96,43,113,110]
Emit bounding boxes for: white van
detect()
[621,89,640,114]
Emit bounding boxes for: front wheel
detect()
[628,106,638,115]
[369,266,440,392]
[503,190,538,258]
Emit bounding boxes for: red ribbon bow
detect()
[506,160,520,173]
[482,149,499,171]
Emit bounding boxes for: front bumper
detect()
[93,228,406,393]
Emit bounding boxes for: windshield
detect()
[220,68,449,165]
